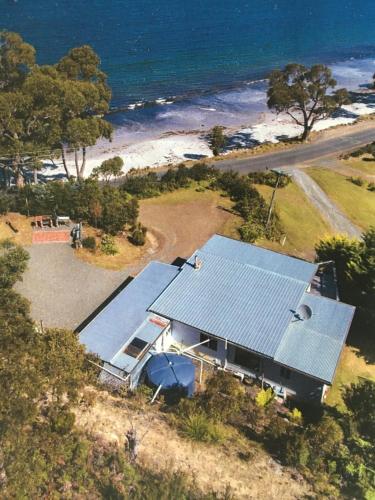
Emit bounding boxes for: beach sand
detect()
[41,97,375,180]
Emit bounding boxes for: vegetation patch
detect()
[307,167,375,229]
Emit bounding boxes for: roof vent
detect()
[295,304,312,321]
[194,255,202,270]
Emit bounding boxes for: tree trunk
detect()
[74,149,80,179]
[79,147,86,178]
[60,145,71,179]
[13,155,24,188]
[301,124,312,142]
[33,168,38,184]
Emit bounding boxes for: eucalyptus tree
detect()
[267,64,350,141]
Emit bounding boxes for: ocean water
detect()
[2,0,375,142]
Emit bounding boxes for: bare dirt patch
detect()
[139,188,238,263]
[75,390,310,500]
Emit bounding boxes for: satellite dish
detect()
[297,304,312,320]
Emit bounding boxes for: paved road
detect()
[286,168,362,238]
[215,126,375,173]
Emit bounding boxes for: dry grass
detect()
[75,389,311,500]
[0,213,33,246]
[326,346,375,410]
[341,156,375,177]
[255,182,333,260]
[307,167,375,230]
[74,226,156,271]
[139,186,239,262]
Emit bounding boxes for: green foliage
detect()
[91,156,124,182]
[130,222,147,246]
[208,126,227,156]
[267,63,350,140]
[288,407,303,424]
[0,239,29,288]
[0,191,13,214]
[238,221,265,243]
[202,371,246,422]
[343,380,375,441]
[100,234,118,255]
[180,413,226,443]
[346,141,375,159]
[368,182,375,192]
[247,171,291,188]
[348,176,365,186]
[82,235,96,251]
[255,388,275,407]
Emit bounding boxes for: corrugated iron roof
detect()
[150,235,355,383]
[79,261,180,362]
[150,250,307,357]
[275,293,355,383]
[201,235,318,283]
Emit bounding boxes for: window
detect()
[124,337,149,359]
[200,333,218,351]
[280,367,291,380]
[233,347,261,372]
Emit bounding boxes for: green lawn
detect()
[342,156,375,176]
[256,182,333,260]
[326,346,375,410]
[307,167,375,230]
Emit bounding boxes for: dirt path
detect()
[75,391,310,500]
[139,192,235,263]
[286,168,362,238]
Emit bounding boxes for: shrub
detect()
[82,236,96,251]
[248,171,291,188]
[180,413,226,443]
[238,221,265,243]
[130,222,147,246]
[367,182,375,192]
[348,176,365,186]
[100,234,118,255]
[0,191,13,215]
[255,388,275,407]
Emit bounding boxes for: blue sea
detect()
[2,0,375,142]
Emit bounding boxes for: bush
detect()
[100,234,118,255]
[238,221,265,243]
[0,191,13,215]
[248,171,291,188]
[180,413,226,443]
[367,182,375,192]
[255,388,275,407]
[348,176,365,187]
[82,236,96,251]
[130,222,147,246]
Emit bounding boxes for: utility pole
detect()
[265,169,289,229]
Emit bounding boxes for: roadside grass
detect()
[0,213,33,246]
[326,346,375,411]
[306,167,375,230]
[255,182,333,260]
[75,225,151,271]
[341,155,375,176]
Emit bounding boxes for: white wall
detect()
[170,321,323,402]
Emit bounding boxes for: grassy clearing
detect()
[0,213,33,246]
[326,346,375,410]
[75,226,151,271]
[341,156,375,176]
[255,182,333,260]
[307,167,375,230]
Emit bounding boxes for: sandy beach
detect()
[41,93,375,180]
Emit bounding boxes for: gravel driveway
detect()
[287,168,362,239]
[16,244,129,330]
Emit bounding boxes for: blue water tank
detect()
[144,353,195,397]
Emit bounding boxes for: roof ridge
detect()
[196,248,311,285]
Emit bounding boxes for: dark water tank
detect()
[143,353,195,397]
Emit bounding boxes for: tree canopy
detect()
[267,63,350,141]
[0,32,113,184]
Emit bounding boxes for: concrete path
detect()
[286,168,362,239]
[15,244,129,330]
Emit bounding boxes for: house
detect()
[79,234,355,403]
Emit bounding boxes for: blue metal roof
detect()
[150,249,308,357]
[150,235,355,383]
[201,235,317,283]
[275,293,355,383]
[79,261,180,362]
